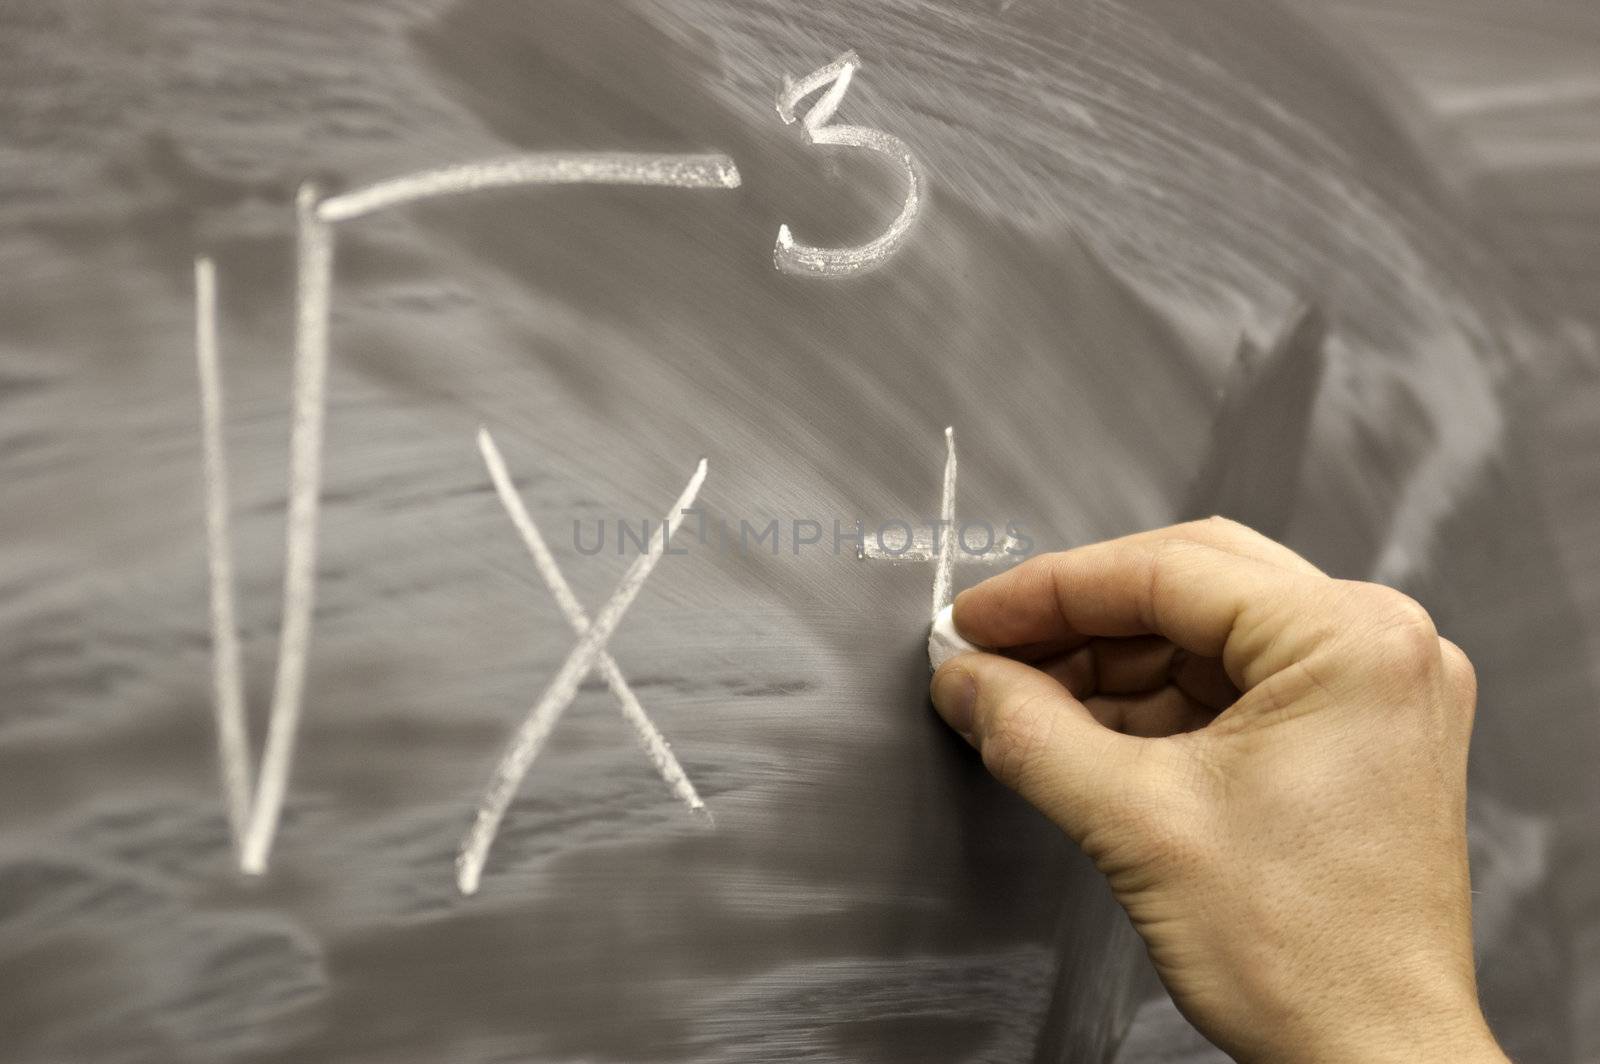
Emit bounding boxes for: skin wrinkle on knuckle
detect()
[1272,661,1328,718]
[1144,538,1195,636]
[1230,609,1298,690]
[1180,540,1257,660]
[1326,581,1441,681]
[1045,552,1077,644]
[1373,609,1443,678]
[1384,593,1439,643]
[1229,586,1323,692]
[1291,655,1340,707]
[1188,516,1324,580]
[1361,584,1439,640]
[1232,664,1300,724]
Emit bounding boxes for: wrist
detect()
[1282,1011,1507,1064]
[1232,966,1506,1064]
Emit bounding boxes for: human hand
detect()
[929,519,1506,1063]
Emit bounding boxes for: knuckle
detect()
[1344,583,1441,671]
[1186,515,1269,554]
[1152,535,1204,563]
[1438,637,1479,708]
[1019,550,1062,579]
[1200,514,1252,539]
[1145,538,1203,626]
[1370,586,1437,636]
[1438,638,1476,686]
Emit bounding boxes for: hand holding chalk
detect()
[927,519,1505,1064]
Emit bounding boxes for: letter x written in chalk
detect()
[455,429,709,895]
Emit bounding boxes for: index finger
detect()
[952,533,1329,691]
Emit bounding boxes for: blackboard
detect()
[1,1,1595,1061]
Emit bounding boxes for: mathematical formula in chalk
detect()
[193,49,942,891]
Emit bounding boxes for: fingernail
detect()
[931,667,977,736]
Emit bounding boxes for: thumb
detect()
[931,653,1147,840]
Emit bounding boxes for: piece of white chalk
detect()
[928,604,982,670]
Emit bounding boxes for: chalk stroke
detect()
[775,51,924,277]
[199,151,740,877]
[858,528,1025,564]
[456,457,708,896]
[859,428,1025,613]
[237,186,335,875]
[318,153,741,223]
[193,257,254,850]
[930,427,959,620]
[778,50,860,132]
[476,427,707,819]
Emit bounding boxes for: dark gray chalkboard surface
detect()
[1,1,1595,1062]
